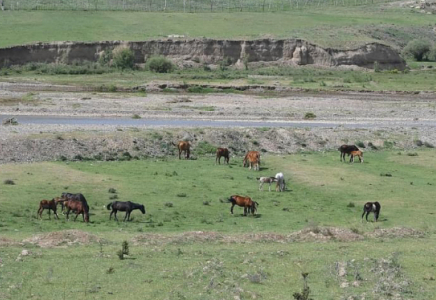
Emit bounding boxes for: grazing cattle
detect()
[275,172,286,192]
[38,199,59,220]
[338,144,359,162]
[228,195,259,216]
[175,141,190,159]
[257,177,276,192]
[243,151,260,171]
[349,150,364,163]
[65,199,90,222]
[216,148,230,165]
[106,201,146,221]
[362,201,381,222]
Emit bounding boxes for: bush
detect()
[304,112,316,120]
[146,56,175,73]
[4,179,15,185]
[402,40,431,61]
[427,47,436,62]
[112,47,135,70]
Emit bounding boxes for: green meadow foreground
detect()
[1,151,436,299]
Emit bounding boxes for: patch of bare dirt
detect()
[132,228,364,246]
[0,237,22,247]
[22,230,102,248]
[367,227,425,238]
[288,227,364,242]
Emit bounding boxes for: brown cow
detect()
[38,199,59,219]
[350,150,364,163]
[175,141,190,159]
[243,151,260,171]
[228,195,259,216]
[216,148,230,165]
[338,144,359,162]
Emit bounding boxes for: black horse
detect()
[61,192,89,210]
[106,201,146,221]
[338,144,359,162]
[362,201,381,222]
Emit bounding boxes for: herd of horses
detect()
[38,142,380,223]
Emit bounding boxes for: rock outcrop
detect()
[0,39,406,70]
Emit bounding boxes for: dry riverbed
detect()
[0,89,435,163]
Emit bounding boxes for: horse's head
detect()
[84,212,90,223]
[140,205,146,214]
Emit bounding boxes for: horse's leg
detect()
[259,182,263,191]
[365,211,370,222]
[54,210,59,220]
[243,207,247,216]
[66,208,70,220]
[110,210,114,220]
[74,212,79,221]
[48,209,51,220]
[38,207,42,218]
[186,148,190,159]
[268,182,271,192]
[124,211,128,222]
[230,204,235,214]
[114,210,118,221]
[361,210,366,222]
[178,148,181,159]
[82,212,85,222]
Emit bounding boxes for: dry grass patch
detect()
[22,230,102,248]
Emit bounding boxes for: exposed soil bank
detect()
[0,39,406,70]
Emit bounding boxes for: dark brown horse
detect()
[362,201,381,222]
[338,144,359,162]
[228,195,259,216]
[216,148,230,165]
[38,199,59,219]
[65,199,90,222]
[106,201,146,221]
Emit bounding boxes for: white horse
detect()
[275,172,286,192]
[257,177,277,192]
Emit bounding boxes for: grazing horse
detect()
[216,148,230,165]
[38,199,59,219]
[228,195,259,216]
[175,141,190,159]
[275,172,286,192]
[338,144,359,162]
[243,151,260,171]
[61,192,89,211]
[349,150,364,163]
[257,177,276,192]
[65,199,90,222]
[362,201,381,222]
[106,201,146,221]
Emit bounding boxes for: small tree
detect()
[293,273,313,300]
[402,40,431,62]
[112,47,135,70]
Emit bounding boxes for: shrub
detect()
[112,47,135,70]
[374,61,381,72]
[4,179,15,185]
[427,47,436,62]
[402,40,431,61]
[165,202,173,207]
[108,188,117,193]
[146,56,175,73]
[98,49,113,66]
[356,141,366,148]
[347,202,355,208]
[304,112,316,120]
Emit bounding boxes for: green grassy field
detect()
[0,6,434,49]
[3,63,436,92]
[1,150,436,299]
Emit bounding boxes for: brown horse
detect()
[65,199,89,222]
[350,150,364,163]
[175,141,190,159]
[228,195,259,216]
[338,144,359,162]
[243,151,260,171]
[38,199,59,219]
[216,148,230,165]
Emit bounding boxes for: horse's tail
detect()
[106,202,112,210]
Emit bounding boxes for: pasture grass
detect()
[1,150,436,299]
[2,64,436,92]
[0,7,435,49]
